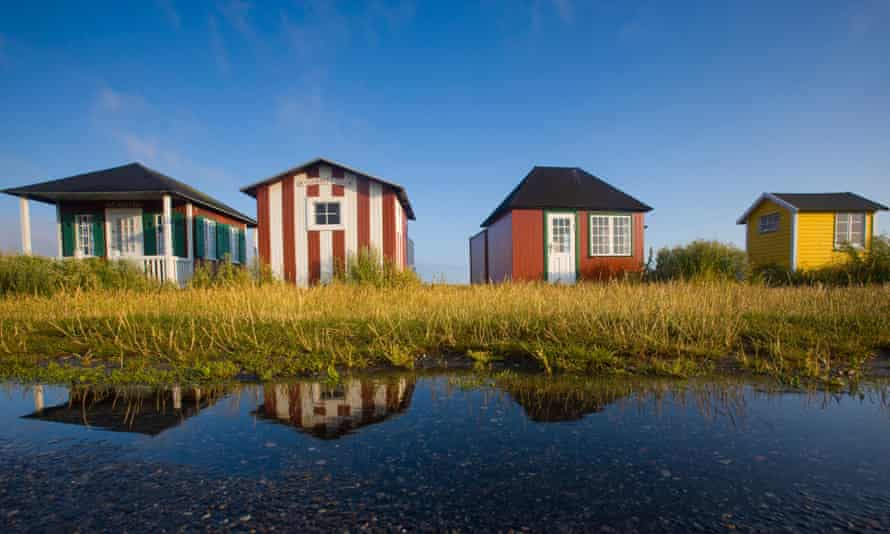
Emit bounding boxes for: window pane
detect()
[76,214,94,256]
[590,216,610,256]
[613,216,631,255]
[850,213,865,246]
[835,214,850,246]
[314,202,341,225]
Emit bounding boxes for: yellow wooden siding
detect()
[796,212,873,270]
[746,199,792,268]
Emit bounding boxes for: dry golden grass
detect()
[0,281,888,384]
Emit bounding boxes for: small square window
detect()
[314,202,341,226]
[758,213,780,234]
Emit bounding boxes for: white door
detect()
[546,212,576,284]
[106,208,143,258]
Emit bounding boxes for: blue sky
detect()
[1,1,888,282]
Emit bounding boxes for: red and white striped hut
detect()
[241,157,415,285]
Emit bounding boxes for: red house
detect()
[241,158,415,286]
[469,166,652,283]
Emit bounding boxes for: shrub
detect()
[753,234,890,286]
[652,240,748,282]
[335,247,421,288]
[0,254,151,296]
[188,254,258,289]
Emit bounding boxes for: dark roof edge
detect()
[138,163,257,226]
[240,157,415,220]
[2,163,257,227]
[479,166,653,228]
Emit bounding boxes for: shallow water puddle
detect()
[1,375,890,531]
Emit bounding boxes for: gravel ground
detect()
[1,440,889,533]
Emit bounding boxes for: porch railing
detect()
[133,256,193,287]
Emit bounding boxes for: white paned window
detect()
[230,226,239,264]
[154,214,166,256]
[589,214,632,256]
[835,212,866,248]
[204,219,217,260]
[551,217,571,253]
[759,212,780,234]
[75,214,94,257]
[315,202,341,226]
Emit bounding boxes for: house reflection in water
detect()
[255,377,415,439]
[22,385,225,436]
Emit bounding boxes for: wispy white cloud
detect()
[552,0,574,25]
[115,130,236,188]
[208,15,229,74]
[155,0,182,30]
[219,0,256,42]
[362,0,415,44]
[92,86,145,115]
[120,133,160,161]
[97,87,124,112]
[280,3,349,60]
[847,0,890,37]
[276,82,325,130]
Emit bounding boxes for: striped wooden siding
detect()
[257,187,270,265]
[253,163,407,286]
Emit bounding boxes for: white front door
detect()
[546,212,576,284]
[106,208,143,258]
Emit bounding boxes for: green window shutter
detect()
[61,211,75,257]
[217,223,229,260]
[172,212,186,257]
[239,229,247,264]
[92,211,106,257]
[194,216,205,258]
[143,212,157,256]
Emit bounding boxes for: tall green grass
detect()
[0,254,152,296]
[1,281,887,384]
[334,247,421,288]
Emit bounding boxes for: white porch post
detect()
[55,204,63,258]
[162,194,174,283]
[19,197,32,255]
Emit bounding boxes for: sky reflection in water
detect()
[2,374,890,530]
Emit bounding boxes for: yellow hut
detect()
[737,193,887,271]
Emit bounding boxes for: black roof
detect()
[3,162,256,226]
[772,193,887,212]
[241,157,415,220]
[480,166,652,227]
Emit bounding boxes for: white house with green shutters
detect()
[3,162,256,286]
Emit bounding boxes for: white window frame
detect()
[589,214,633,257]
[204,219,217,260]
[230,226,240,264]
[74,214,95,257]
[307,200,344,231]
[758,212,780,234]
[834,212,866,249]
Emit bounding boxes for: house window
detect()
[204,219,217,259]
[835,213,866,248]
[759,213,780,234]
[75,214,94,257]
[314,202,341,226]
[229,226,239,264]
[154,214,166,256]
[589,214,632,256]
